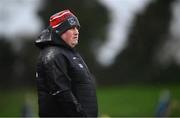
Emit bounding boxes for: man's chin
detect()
[71,42,78,48]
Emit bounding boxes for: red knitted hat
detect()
[49,10,80,35]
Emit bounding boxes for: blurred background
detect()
[0,0,180,117]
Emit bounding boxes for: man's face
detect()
[61,27,79,48]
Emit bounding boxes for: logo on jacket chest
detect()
[78,63,84,68]
[73,56,84,69]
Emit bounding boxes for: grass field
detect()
[0,84,180,117]
[97,84,180,117]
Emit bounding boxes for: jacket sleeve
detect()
[44,54,86,116]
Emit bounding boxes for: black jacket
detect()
[35,27,98,117]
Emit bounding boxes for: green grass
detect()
[0,84,180,117]
[0,89,38,117]
[97,84,180,117]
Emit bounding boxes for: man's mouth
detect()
[74,36,78,39]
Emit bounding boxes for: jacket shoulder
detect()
[39,46,65,64]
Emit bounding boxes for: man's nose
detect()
[74,27,79,35]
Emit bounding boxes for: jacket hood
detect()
[35,27,72,50]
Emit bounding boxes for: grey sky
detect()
[1,0,180,66]
[96,0,152,66]
[0,0,43,39]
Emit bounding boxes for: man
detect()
[35,10,98,117]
